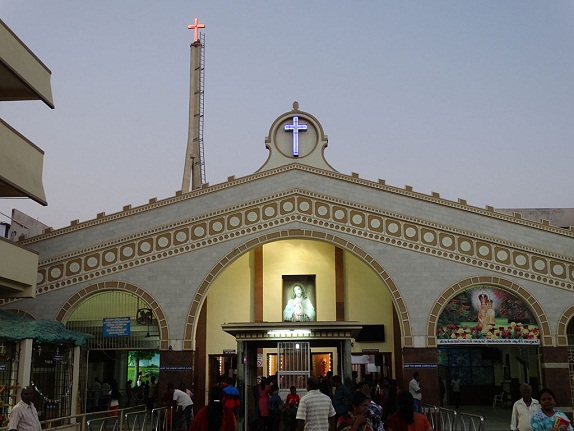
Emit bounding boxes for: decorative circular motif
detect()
[247,211,258,222]
[104,251,115,263]
[459,241,472,252]
[37,272,44,284]
[229,216,241,227]
[405,227,417,238]
[515,255,527,266]
[86,257,98,268]
[264,206,276,217]
[157,237,169,247]
[176,231,187,242]
[193,226,205,237]
[370,218,381,229]
[299,201,310,212]
[69,262,81,273]
[140,241,152,253]
[423,232,435,243]
[212,221,223,232]
[282,201,294,212]
[122,246,134,258]
[478,245,490,256]
[441,236,453,248]
[387,222,399,234]
[352,214,363,225]
[334,210,346,220]
[50,267,62,279]
[317,206,328,216]
[496,250,508,261]
[552,264,564,276]
[533,259,546,271]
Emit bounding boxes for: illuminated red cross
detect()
[188,18,205,43]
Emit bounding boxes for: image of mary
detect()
[283,284,316,322]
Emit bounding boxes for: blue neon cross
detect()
[284,116,308,157]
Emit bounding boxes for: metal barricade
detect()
[456,412,484,431]
[423,404,442,431]
[124,408,148,431]
[422,405,484,431]
[437,407,458,431]
[151,406,175,431]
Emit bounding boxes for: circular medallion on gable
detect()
[551,263,565,277]
[274,114,318,159]
[121,245,135,259]
[514,254,527,266]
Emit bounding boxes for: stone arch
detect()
[55,281,170,350]
[556,305,574,346]
[183,229,411,350]
[428,276,552,347]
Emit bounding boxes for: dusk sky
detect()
[2,2,573,230]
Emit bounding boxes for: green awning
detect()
[0,309,93,346]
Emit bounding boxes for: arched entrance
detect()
[60,283,166,411]
[184,235,407,427]
[430,277,549,407]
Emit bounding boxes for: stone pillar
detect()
[341,339,353,385]
[70,346,81,417]
[17,339,33,390]
[402,347,440,407]
[539,346,572,414]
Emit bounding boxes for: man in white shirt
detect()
[511,384,540,431]
[296,376,336,431]
[9,386,42,431]
[409,372,423,413]
[167,382,193,431]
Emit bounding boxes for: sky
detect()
[2,1,574,230]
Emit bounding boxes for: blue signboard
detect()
[103,317,131,337]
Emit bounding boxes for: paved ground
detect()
[453,405,511,431]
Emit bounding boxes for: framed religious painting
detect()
[282,275,316,322]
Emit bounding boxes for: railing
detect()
[423,404,484,431]
[0,405,174,431]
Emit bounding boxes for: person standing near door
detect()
[408,372,423,413]
[510,384,540,431]
[296,376,336,431]
[451,375,461,409]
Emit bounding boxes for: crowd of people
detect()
[6,372,572,431]
[86,373,159,413]
[251,373,404,431]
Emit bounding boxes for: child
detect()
[285,386,300,431]
[269,385,283,431]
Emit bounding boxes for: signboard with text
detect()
[103,317,131,337]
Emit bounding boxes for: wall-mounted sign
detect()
[436,285,540,345]
[404,363,438,368]
[160,366,193,372]
[223,349,236,354]
[103,317,131,337]
[362,349,380,353]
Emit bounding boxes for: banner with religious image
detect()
[436,285,540,344]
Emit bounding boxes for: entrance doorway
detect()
[276,341,311,398]
[209,354,238,387]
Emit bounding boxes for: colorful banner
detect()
[436,285,540,344]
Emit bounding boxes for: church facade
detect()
[2,104,574,420]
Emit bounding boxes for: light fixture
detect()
[267,329,311,336]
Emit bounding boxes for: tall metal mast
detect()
[182,19,206,193]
